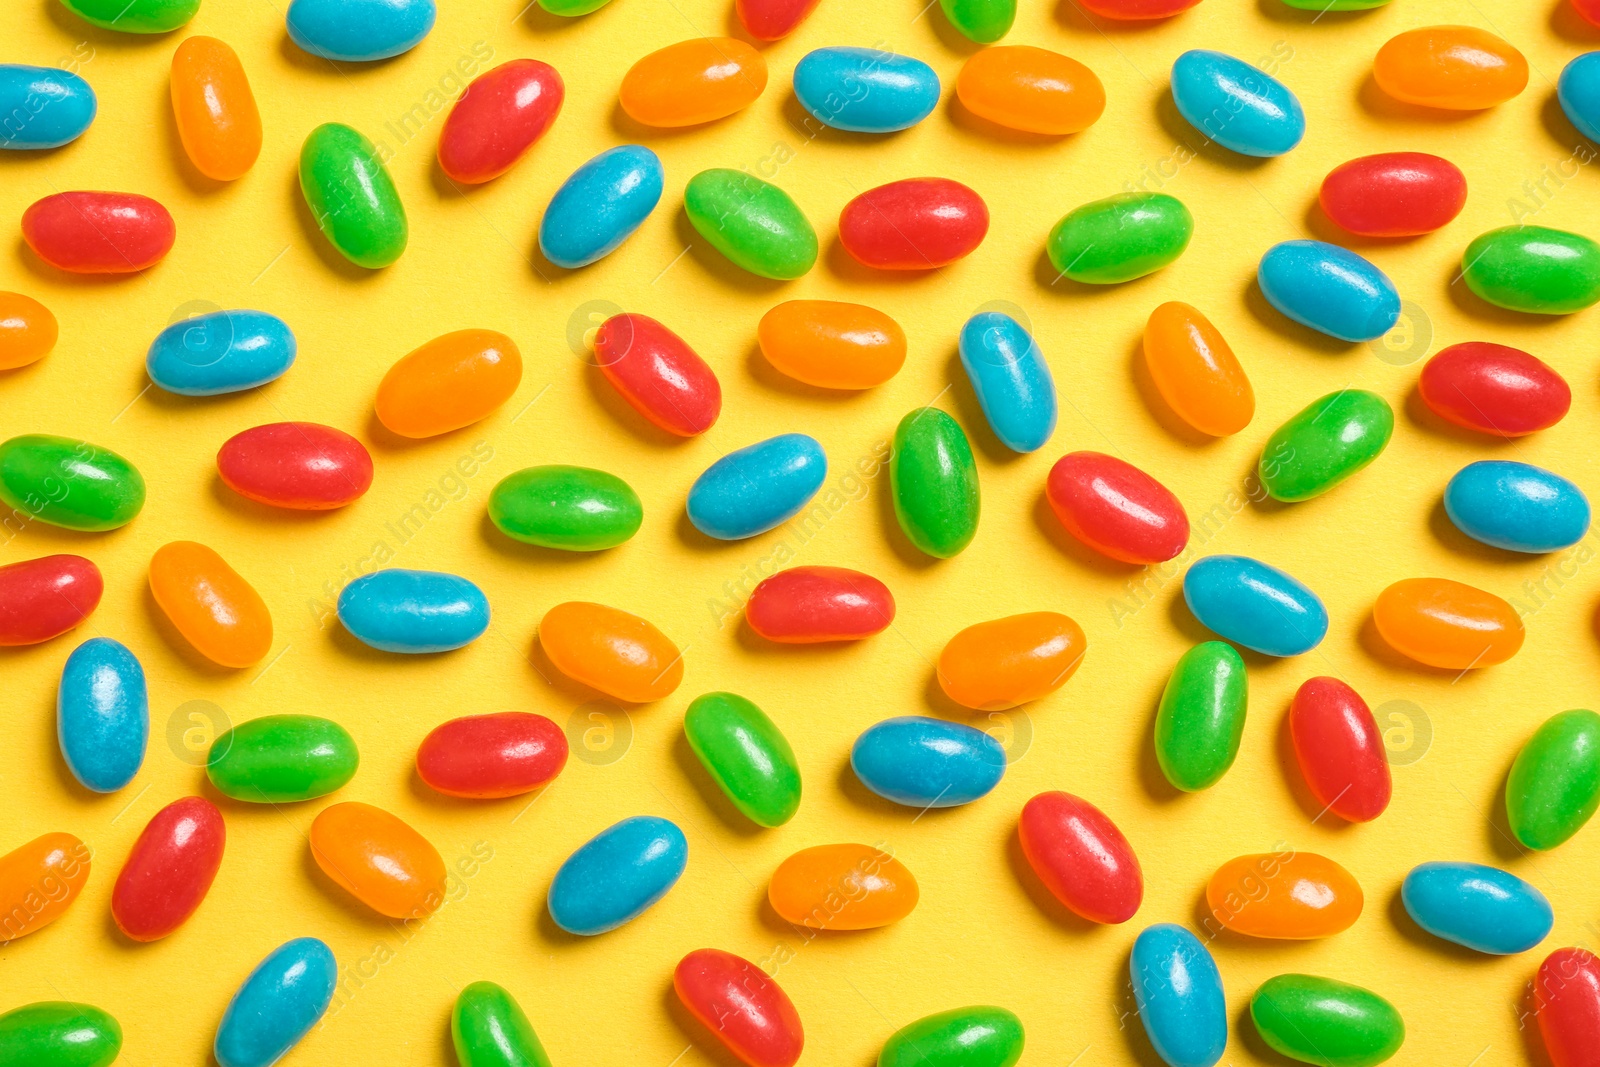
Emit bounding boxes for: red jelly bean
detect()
[22,191,175,274]
[1288,677,1392,823]
[1536,947,1600,1067]
[437,59,564,185]
[1417,342,1570,438]
[1576,0,1600,27]
[673,948,804,1067]
[416,712,568,799]
[1018,791,1142,924]
[838,178,989,270]
[736,0,821,39]
[745,566,895,643]
[591,313,721,437]
[0,554,102,645]
[1319,152,1467,237]
[1045,451,1189,564]
[1078,0,1201,17]
[217,422,374,510]
[111,796,225,942]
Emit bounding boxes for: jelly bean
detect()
[959,312,1056,453]
[1142,302,1252,436]
[1184,555,1327,657]
[170,37,260,181]
[214,938,336,1067]
[1018,791,1142,924]
[757,300,904,389]
[299,123,406,268]
[0,1002,120,1067]
[310,801,446,918]
[1578,0,1600,25]
[1171,50,1304,157]
[839,178,987,270]
[938,611,1086,710]
[1401,861,1551,955]
[793,48,939,133]
[547,816,688,934]
[1372,577,1523,669]
[1260,389,1393,502]
[488,465,642,551]
[0,555,100,645]
[878,1007,1023,1067]
[1461,226,1600,315]
[286,0,435,61]
[1445,460,1590,553]
[1282,0,1388,6]
[540,601,683,702]
[337,568,489,654]
[1046,451,1188,564]
[592,313,721,436]
[1289,678,1391,823]
[1155,642,1246,792]
[1418,342,1569,437]
[417,712,567,799]
[59,0,198,32]
[375,329,521,438]
[22,191,174,274]
[1506,709,1600,851]
[1373,26,1526,110]
[891,408,980,558]
[540,145,663,268]
[538,0,613,16]
[684,692,801,827]
[1257,240,1400,342]
[0,434,145,531]
[939,0,1015,44]
[675,948,804,1067]
[208,715,359,803]
[452,982,552,1067]
[58,638,147,793]
[1208,852,1362,939]
[852,716,1005,808]
[0,832,90,942]
[146,309,296,396]
[745,566,894,642]
[622,39,766,128]
[769,843,917,929]
[438,60,563,184]
[1080,0,1202,16]
[1536,947,1600,1067]
[1046,192,1191,284]
[736,0,819,39]
[956,46,1103,135]
[1130,925,1225,1067]
[687,433,827,540]
[1319,153,1466,237]
[149,541,272,667]
[0,66,95,149]
[218,422,372,510]
[0,291,57,369]
[685,169,817,279]
[112,796,224,941]
[1251,975,1404,1067]
[1559,53,1600,143]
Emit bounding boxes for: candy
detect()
[745,566,894,642]
[1018,791,1142,924]
[0,291,57,369]
[146,309,297,395]
[675,948,804,1067]
[938,611,1086,710]
[0,555,100,645]
[1208,852,1362,939]
[939,0,1015,43]
[1046,192,1192,284]
[207,715,359,802]
[488,466,642,550]
[1289,678,1391,822]
[438,60,563,184]
[547,816,688,934]
[687,433,827,540]
[685,169,817,279]
[793,48,939,133]
[149,541,272,667]
[0,1003,120,1067]
[1281,0,1388,7]
[452,982,553,1067]
[214,938,336,1067]
[1046,451,1188,564]
[840,178,987,270]
[1401,862,1551,955]
[57,638,147,793]
[112,796,224,941]
[1257,240,1400,342]
[1080,0,1202,15]
[0,434,145,531]
[1373,26,1526,110]
[1372,577,1523,669]
[1260,389,1393,501]
[1142,303,1252,436]
[684,692,801,827]
[286,0,435,61]
[878,1007,1023,1067]
[1130,925,1225,1067]
[769,844,917,929]
[375,329,521,437]
[540,601,683,702]
[621,38,766,127]
[1460,226,1600,315]
[852,716,1006,808]
[22,191,174,273]
[310,802,446,918]
[1577,0,1600,26]
[1445,461,1590,553]
[0,832,89,942]
[1559,53,1600,143]
[299,124,407,268]
[736,0,820,38]
[956,46,1104,134]
[337,569,490,653]
[1418,342,1569,437]
[757,300,905,389]
[1155,642,1247,792]
[540,145,663,268]
[1251,975,1404,1067]
[1319,153,1466,237]
[1535,948,1600,1067]
[1171,50,1304,157]
[592,313,721,435]
[539,0,614,16]
[59,0,198,32]
[218,422,373,510]
[891,408,980,558]
[170,37,261,180]
[1506,709,1600,851]
[0,66,96,149]
[1183,555,1327,657]
[959,312,1057,453]
[417,712,568,799]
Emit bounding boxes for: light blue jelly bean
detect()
[851,715,1005,808]
[1170,50,1304,158]
[1131,924,1227,1067]
[539,145,663,269]
[215,937,337,1067]
[57,637,147,793]
[336,569,489,653]
[1559,52,1600,144]
[1401,861,1552,955]
[958,312,1057,453]
[1258,240,1401,343]
[793,47,941,133]
[145,310,297,396]
[1444,460,1591,554]
[0,66,97,149]
[1183,554,1327,657]
[548,815,688,935]
[285,0,436,62]
[686,433,827,540]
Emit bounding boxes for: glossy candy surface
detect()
[1208,852,1362,939]
[0,291,58,369]
[208,715,359,802]
[891,408,980,557]
[1319,153,1465,237]
[0,832,90,942]
[684,692,800,827]
[375,329,521,438]
[1535,947,1600,1067]
[622,38,766,127]
[1183,555,1327,657]
[956,46,1104,134]
[1461,226,1600,315]
[60,0,198,32]
[1155,641,1247,792]
[1260,390,1393,501]
[58,637,147,793]
[218,422,372,510]
[0,554,100,645]
[769,844,917,929]
[1018,791,1142,924]
[1372,577,1523,669]
[146,309,296,396]
[1401,862,1551,955]
[1445,461,1590,553]
[214,938,336,1067]
[675,948,804,1067]
[1506,709,1600,851]
[452,982,552,1067]
[1290,678,1391,823]
[548,816,688,934]
[310,802,446,918]
[1258,240,1401,342]
[1282,0,1388,7]
[938,611,1085,710]
[839,179,988,270]
[1251,975,1404,1067]
[149,541,272,667]
[439,60,563,184]
[1130,925,1225,1067]
[417,712,568,799]
[1374,26,1526,109]
[337,569,489,653]
[878,1007,1023,1067]
[299,124,406,268]
[0,434,145,531]
[939,0,1015,43]
[1046,192,1191,284]
[757,300,905,389]
[23,192,174,273]
[685,169,817,279]
[112,796,224,941]
[736,0,819,38]
[593,313,720,435]
[1143,302,1252,436]
[488,465,642,550]
[745,566,894,642]
[1080,0,1202,16]
[540,601,683,702]
[0,66,96,149]
[959,312,1056,453]
[687,433,827,540]
[1559,52,1600,144]
[171,37,261,180]
[286,0,435,61]
[540,146,663,268]
[853,716,1005,808]
[793,48,939,133]
[1046,451,1188,564]
[1171,50,1304,156]
[0,1002,121,1067]
[1418,342,1569,437]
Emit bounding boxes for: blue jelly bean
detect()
[57,637,147,793]
[686,433,827,540]
[1130,924,1227,1067]
[1559,52,1600,144]
[215,937,337,1067]
[1401,861,1552,955]
[548,815,688,935]
[1170,50,1304,158]
[539,145,664,269]
[145,310,297,396]
[958,312,1057,453]
[1444,460,1591,554]
[851,715,1005,808]
[1183,554,1327,657]
[0,66,97,150]
[1258,240,1401,343]
[285,0,435,62]
[336,569,490,653]
[793,47,941,133]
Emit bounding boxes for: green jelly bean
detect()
[0,1001,121,1067]
[684,169,817,280]
[684,692,801,828]
[891,408,980,559]
[1506,708,1600,850]
[451,981,552,1067]
[879,1006,1024,1067]
[1280,0,1389,7]
[59,0,198,32]
[1461,226,1600,314]
[488,465,642,551]
[299,123,408,269]
[537,0,614,14]
[0,434,145,532]
[1155,641,1247,792]
[1259,390,1393,502]
[207,714,359,803]
[939,0,1015,43]
[1046,192,1193,285]
[1251,975,1404,1067]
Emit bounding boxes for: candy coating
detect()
[547,816,688,934]
[938,611,1085,710]
[149,541,272,667]
[57,637,147,793]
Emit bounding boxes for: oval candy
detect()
[1372,577,1523,669]
[57,637,147,793]
[592,313,720,436]
[839,178,988,270]
[1171,49,1304,157]
[310,801,446,918]
[1018,791,1142,924]
[1251,975,1404,1067]
[938,611,1086,710]
[146,309,296,396]
[793,48,939,133]
[1130,925,1226,1067]
[1046,192,1192,284]
[0,434,144,531]
[1507,709,1600,851]
[0,554,101,645]
[0,66,96,149]
[60,0,199,32]
[286,0,435,62]
[1046,451,1189,564]
[1445,460,1590,553]
[736,0,820,38]
[1142,302,1252,437]
[375,328,521,438]
[956,46,1104,135]
[1155,641,1247,792]
[675,948,804,1067]
[1319,153,1466,237]
[1559,52,1600,144]
[1208,852,1363,939]
[1081,0,1203,15]
[1418,342,1569,437]
[540,145,663,269]
[622,38,766,128]
[757,300,905,389]
[540,601,683,702]
[878,1007,1023,1067]
[438,59,563,184]
[149,541,272,667]
[958,312,1057,453]
[0,832,90,942]
[23,191,174,273]
[852,716,1005,808]
[170,36,261,181]
[745,566,894,643]
[891,408,980,558]
[0,1002,121,1067]
[214,938,336,1067]
[1258,240,1400,342]
[1289,677,1392,823]
[1536,947,1600,1067]
[337,569,489,653]
[687,433,827,540]
[684,692,801,828]
[1374,26,1526,110]
[684,169,817,280]
[0,291,58,369]
[299,123,407,268]
[1259,389,1394,502]
[939,0,1015,43]
[217,422,373,510]
[1401,861,1551,955]
[207,715,359,803]
[769,843,917,929]
[452,982,553,1067]
[1183,555,1327,657]
[112,795,224,941]
[417,712,567,799]
[548,815,688,934]
[488,465,642,551]
[1461,226,1600,315]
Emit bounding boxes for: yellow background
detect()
[6,0,1600,1063]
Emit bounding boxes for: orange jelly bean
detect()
[310,801,446,919]
[619,38,767,128]
[1373,26,1528,110]
[937,611,1086,711]
[1143,301,1253,437]
[0,832,91,943]
[757,300,906,390]
[1206,851,1362,939]
[1373,577,1524,670]
[768,844,918,930]
[149,541,272,668]
[955,46,1106,136]
[170,36,262,181]
[375,329,522,438]
[0,291,58,370]
[540,601,683,703]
